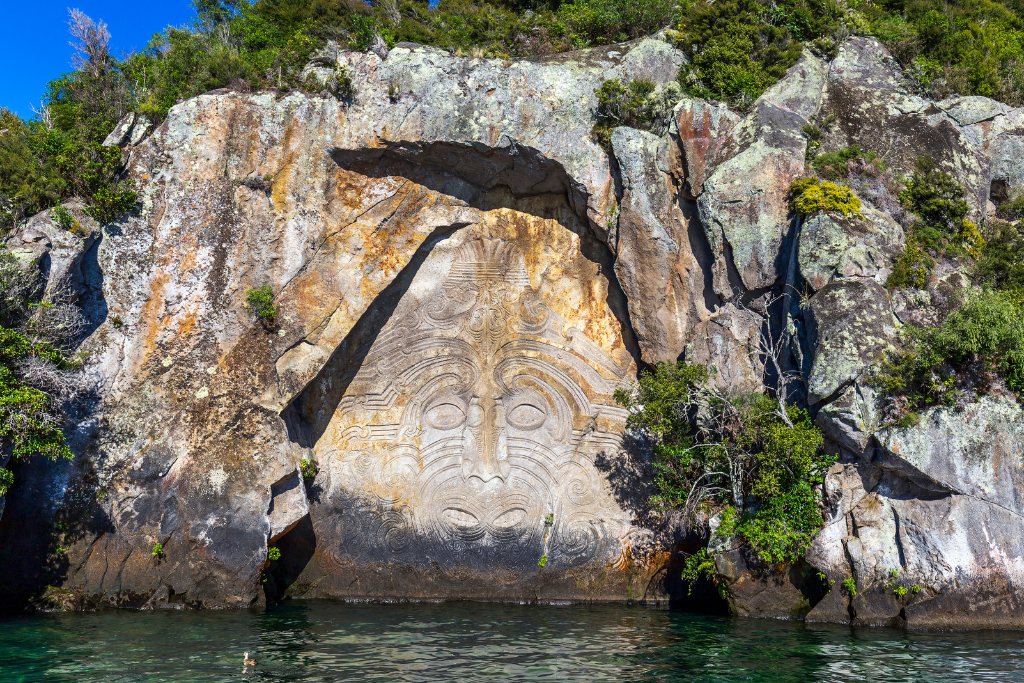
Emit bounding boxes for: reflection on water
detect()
[0,600,1022,682]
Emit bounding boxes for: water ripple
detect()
[1,601,1022,682]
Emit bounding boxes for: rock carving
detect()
[313,237,632,576]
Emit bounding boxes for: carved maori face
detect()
[318,237,630,571]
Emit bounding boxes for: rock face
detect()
[2,35,1024,626]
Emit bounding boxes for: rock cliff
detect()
[1,35,1023,627]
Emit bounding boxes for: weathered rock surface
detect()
[1,34,1023,628]
[804,277,894,406]
[797,208,904,290]
[611,126,707,363]
[4,202,99,301]
[876,397,1024,515]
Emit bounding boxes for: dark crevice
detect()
[892,508,907,570]
[682,199,722,315]
[263,514,316,604]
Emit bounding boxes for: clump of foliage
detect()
[672,0,844,108]
[871,290,1024,424]
[268,547,282,561]
[866,0,1024,105]
[245,285,278,326]
[842,576,856,597]
[299,457,319,481]
[591,78,669,148]
[974,221,1024,298]
[997,194,1024,222]
[680,547,726,597]
[899,156,982,257]
[0,252,84,498]
[810,144,885,181]
[790,178,863,218]
[331,64,355,101]
[558,0,677,49]
[615,361,832,566]
[886,236,935,290]
[151,543,165,558]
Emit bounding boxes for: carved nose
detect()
[463,395,510,482]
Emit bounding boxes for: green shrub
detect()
[865,0,1024,105]
[299,457,319,481]
[842,576,857,597]
[591,78,660,147]
[151,543,165,558]
[614,361,832,565]
[871,289,1024,422]
[559,0,677,49]
[997,194,1024,222]
[672,0,840,107]
[268,547,282,561]
[51,204,75,231]
[680,547,724,596]
[84,180,138,225]
[332,64,355,101]
[245,285,278,326]
[975,221,1024,296]
[886,236,934,290]
[0,468,12,496]
[811,144,885,180]
[900,155,982,257]
[790,178,863,217]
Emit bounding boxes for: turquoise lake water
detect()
[0,600,1021,682]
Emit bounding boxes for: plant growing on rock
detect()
[615,358,832,565]
[332,64,355,101]
[811,144,885,181]
[900,155,983,258]
[299,457,319,481]
[680,547,726,597]
[245,285,279,327]
[842,577,857,597]
[886,236,934,290]
[790,178,864,218]
[591,78,655,148]
[0,251,86,499]
[671,0,828,107]
[151,543,164,558]
[268,547,282,561]
[871,289,1024,424]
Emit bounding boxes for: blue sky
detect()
[1,1,194,118]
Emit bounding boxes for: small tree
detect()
[615,295,832,565]
[67,8,111,77]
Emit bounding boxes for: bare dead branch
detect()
[67,8,111,76]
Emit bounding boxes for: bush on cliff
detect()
[871,290,1024,425]
[886,156,983,289]
[789,178,863,218]
[671,0,838,108]
[614,361,832,567]
[0,252,85,493]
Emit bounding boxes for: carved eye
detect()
[424,401,466,430]
[506,402,546,430]
[492,508,527,529]
[443,508,480,529]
